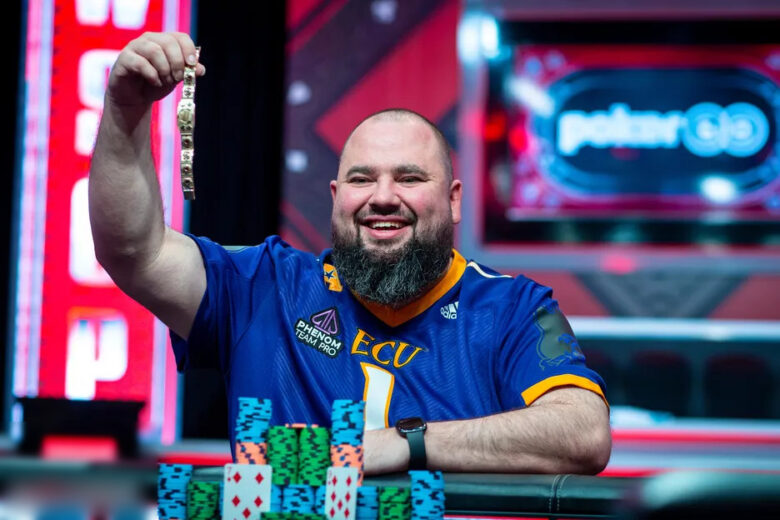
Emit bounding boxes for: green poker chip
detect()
[298,427,330,486]
[379,486,411,503]
[186,480,219,520]
[268,426,300,485]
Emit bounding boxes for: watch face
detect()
[396,417,425,433]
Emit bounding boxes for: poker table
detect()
[2,457,779,518]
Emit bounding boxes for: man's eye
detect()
[400,176,422,183]
[349,177,371,184]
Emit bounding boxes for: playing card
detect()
[223,463,272,520]
[325,466,358,520]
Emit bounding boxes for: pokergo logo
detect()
[557,102,770,158]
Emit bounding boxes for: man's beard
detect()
[331,222,454,308]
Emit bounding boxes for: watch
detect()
[395,417,427,470]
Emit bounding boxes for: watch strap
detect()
[406,428,427,470]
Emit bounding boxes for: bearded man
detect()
[89,32,611,474]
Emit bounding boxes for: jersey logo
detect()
[323,263,343,292]
[533,304,586,369]
[350,328,426,369]
[311,307,339,335]
[294,307,344,358]
[440,301,459,319]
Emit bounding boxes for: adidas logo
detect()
[440,301,459,320]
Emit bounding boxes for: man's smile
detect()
[359,216,414,241]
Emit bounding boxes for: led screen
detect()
[481,42,780,246]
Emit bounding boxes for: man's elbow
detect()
[575,422,612,474]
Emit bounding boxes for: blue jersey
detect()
[172,235,605,444]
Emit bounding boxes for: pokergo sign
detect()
[557,102,770,158]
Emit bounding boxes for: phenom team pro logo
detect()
[558,102,770,158]
[294,307,344,358]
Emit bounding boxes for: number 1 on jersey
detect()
[361,362,394,430]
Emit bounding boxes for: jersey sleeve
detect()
[495,280,607,410]
[169,234,280,372]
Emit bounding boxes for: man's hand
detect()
[107,32,205,108]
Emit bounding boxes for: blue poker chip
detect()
[357,485,379,520]
[271,484,283,512]
[157,464,192,520]
[315,484,326,514]
[282,484,315,514]
[235,397,272,442]
[409,471,445,520]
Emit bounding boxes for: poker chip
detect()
[272,483,283,512]
[357,485,379,520]
[235,440,268,465]
[157,463,193,520]
[235,397,272,444]
[268,426,300,485]
[329,443,364,486]
[186,480,220,520]
[314,484,326,514]
[409,471,445,520]
[330,400,365,446]
[378,486,412,520]
[299,427,331,486]
[283,484,316,514]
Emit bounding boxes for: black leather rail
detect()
[364,473,633,518]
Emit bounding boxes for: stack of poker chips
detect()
[186,480,220,519]
[157,463,193,520]
[378,486,412,520]
[235,397,272,464]
[409,471,445,520]
[298,426,331,485]
[357,486,379,520]
[268,425,300,485]
[283,484,317,514]
[330,399,365,485]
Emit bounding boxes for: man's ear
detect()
[450,179,463,224]
[330,180,338,203]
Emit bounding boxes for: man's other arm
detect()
[89,32,206,339]
[364,386,611,474]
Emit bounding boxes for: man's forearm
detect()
[89,99,166,272]
[364,387,611,475]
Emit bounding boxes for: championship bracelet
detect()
[177,46,200,200]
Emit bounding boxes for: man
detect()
[90,32,611,475]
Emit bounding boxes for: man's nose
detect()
[368,177,400,210]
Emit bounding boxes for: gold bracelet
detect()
[177,46,200,200]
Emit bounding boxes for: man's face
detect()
[330,116,462,261]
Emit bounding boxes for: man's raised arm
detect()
[89,32,206,339]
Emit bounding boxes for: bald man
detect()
[90,32,611,475]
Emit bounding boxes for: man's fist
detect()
[107,32,206,108]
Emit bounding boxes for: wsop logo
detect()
[294,307,344,358]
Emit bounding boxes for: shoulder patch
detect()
[533,305,585,369]
[323,263,342,292]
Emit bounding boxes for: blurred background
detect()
[1,0,780,517]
